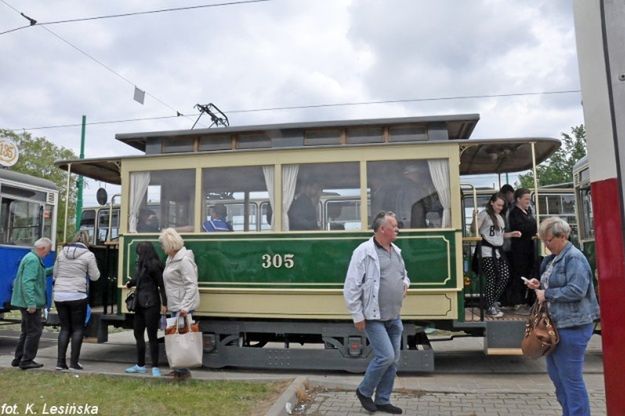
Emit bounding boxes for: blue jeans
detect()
[546,323,594,416]
[358,318,403,405]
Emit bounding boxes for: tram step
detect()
[484,320,524,355]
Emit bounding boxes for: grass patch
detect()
[0,368,287,415]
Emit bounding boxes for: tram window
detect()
[202,166,272,232]
[347,127,384,144]
[97,208,120,244]
[129,170,195,232]
[562,194,575,214]
[42,204,54,241]
[80,209,96,244]
[1,185,46,202]
[162,137,194,153]
[579,188,594,240]
[284,162,360,231]
[7,200,42,246]
[388,125,427,143]
[304,129,341,146]
[545,195,562,215]
[260,202,272,231]
[368,159,448,229]
[198,134,231,151]
[0,198,8,244]
[325,199,361,231]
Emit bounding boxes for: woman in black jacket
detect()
[125,242,167,377]
[506,188,537,307]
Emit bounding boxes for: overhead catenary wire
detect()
[7,89,581,132]
[0,0,200,125]
[0,0,271,36]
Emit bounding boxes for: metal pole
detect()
[64,163,72,243]
[75,115,86,228]
[531,142,540,226]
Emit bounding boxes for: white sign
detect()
[0,138,19,167]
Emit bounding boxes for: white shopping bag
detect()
[164,314,203,369]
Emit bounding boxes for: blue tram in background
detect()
[0,169,58,313]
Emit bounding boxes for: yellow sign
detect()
[0,138,19,167]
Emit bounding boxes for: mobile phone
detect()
[520,276,530,283]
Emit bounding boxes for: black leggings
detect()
[481,256,510,309]
[55,299,87,367]
[133,305,160,367]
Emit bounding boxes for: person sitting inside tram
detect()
[137,209,160,232]
[288,180,322,230]
[203,204,233,232]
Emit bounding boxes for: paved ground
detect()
[303,390,606,415]
[296,334,607,415]
[0,328,607,416]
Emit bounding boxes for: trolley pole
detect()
[75,115,86,230]
[573,1,625,413]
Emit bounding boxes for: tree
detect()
[0,129,78,243]
[517,125,587,188]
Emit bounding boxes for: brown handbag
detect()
[521,302,560,359]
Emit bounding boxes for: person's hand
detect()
[125,282,131,289]
[403,284,408,298]
[511,230,522,238]
[535,289,546,303]
[179,309,188,317]
[354,320,365,332]
[160,305,167,314]
[27,307,36,314]
[526,278,541,290]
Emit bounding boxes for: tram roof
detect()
[458,137,560,175]
[0,168,57,190]
[115,114,480,152]
[55,137,560,184]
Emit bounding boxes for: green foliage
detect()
[517,125,587,188]
[0,129,77,243]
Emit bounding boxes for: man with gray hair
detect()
[343,212,410,414]
[11,237,53,370]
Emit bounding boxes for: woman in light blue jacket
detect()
[527,217,599,416]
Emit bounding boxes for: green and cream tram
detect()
[56,114,559,371]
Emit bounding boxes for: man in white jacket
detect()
[343,211,410,414]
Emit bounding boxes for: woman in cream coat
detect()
[159,228,200,378]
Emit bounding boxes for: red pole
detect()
[573,1,625,413]
[591,178,625,414]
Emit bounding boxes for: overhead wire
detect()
[0,0,271,35]
[0,0,202,125]
[7,89,581,132]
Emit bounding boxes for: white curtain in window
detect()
[129,172,151,233]
[281,165,299,231]
[262,166,275,227]
[428,160,451,227]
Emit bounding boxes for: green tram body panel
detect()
[121,231,460,320]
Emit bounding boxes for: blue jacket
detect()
[202,218,232,232]
[540,242,600,329]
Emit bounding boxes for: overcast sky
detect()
[1,0,582,201]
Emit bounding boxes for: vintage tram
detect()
[56,114,560,371]
[0,169,58,313]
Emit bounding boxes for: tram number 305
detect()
[261,253,295,269]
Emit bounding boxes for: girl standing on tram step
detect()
[476,193,521,318]
[53,231,100,371]
[125,242,167,377]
